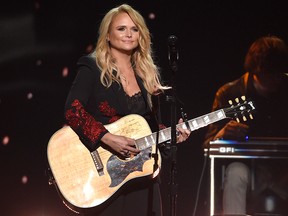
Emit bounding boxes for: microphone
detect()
[167,35,179,71]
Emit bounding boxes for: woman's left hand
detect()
[176,118,191,143]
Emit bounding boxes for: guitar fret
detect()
[160,130,166,141]
[217,110,225,119]
[150,134,155,145]
[145,136,152,148]
[137,137,146,150]
[144,137,149,147]
[191,120,199,129]
[160,129,171,143]
[204,115,210,124]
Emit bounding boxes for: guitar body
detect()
[47,114,161,212]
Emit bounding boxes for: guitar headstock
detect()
[224,96,256,122]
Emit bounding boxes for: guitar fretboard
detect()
[136,109,226,150]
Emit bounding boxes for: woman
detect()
[64,4,190,216]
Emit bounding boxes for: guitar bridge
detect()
[91,150,104,176]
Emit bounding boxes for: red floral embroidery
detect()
[98,101,120,123]
[159,124,166,130]
[110,116,121,123]
[99,101,116,117]
[65,100,107,143]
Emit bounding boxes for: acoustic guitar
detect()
[47,97,255,213]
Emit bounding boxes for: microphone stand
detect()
[168,74,178,216]
[167,35,179,216]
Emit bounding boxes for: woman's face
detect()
[107,12,140,55]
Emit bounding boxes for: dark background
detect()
[1,0,287,215]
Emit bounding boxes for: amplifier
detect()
[207,137,288,159]
[206,137,288,216]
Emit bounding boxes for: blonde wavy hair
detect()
[92,4,169,95]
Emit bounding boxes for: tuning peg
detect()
[228,100,233,105]
[235,97,239,103]
[242,116,247,121]
[241,95,246,101]
[249,113,254,119]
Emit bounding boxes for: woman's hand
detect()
[176,118,191,143]
[101,133,140,157]
[101,118,192,157]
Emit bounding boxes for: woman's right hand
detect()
[101,133,140,157]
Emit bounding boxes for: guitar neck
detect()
[136,109,226,150]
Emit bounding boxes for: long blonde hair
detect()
[93,4,169,95]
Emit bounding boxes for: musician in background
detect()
[64,4,190,216]
[203,35,288,215]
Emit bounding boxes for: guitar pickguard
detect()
[107,147,152,187]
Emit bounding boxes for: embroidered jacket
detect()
[65,55,163,152]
